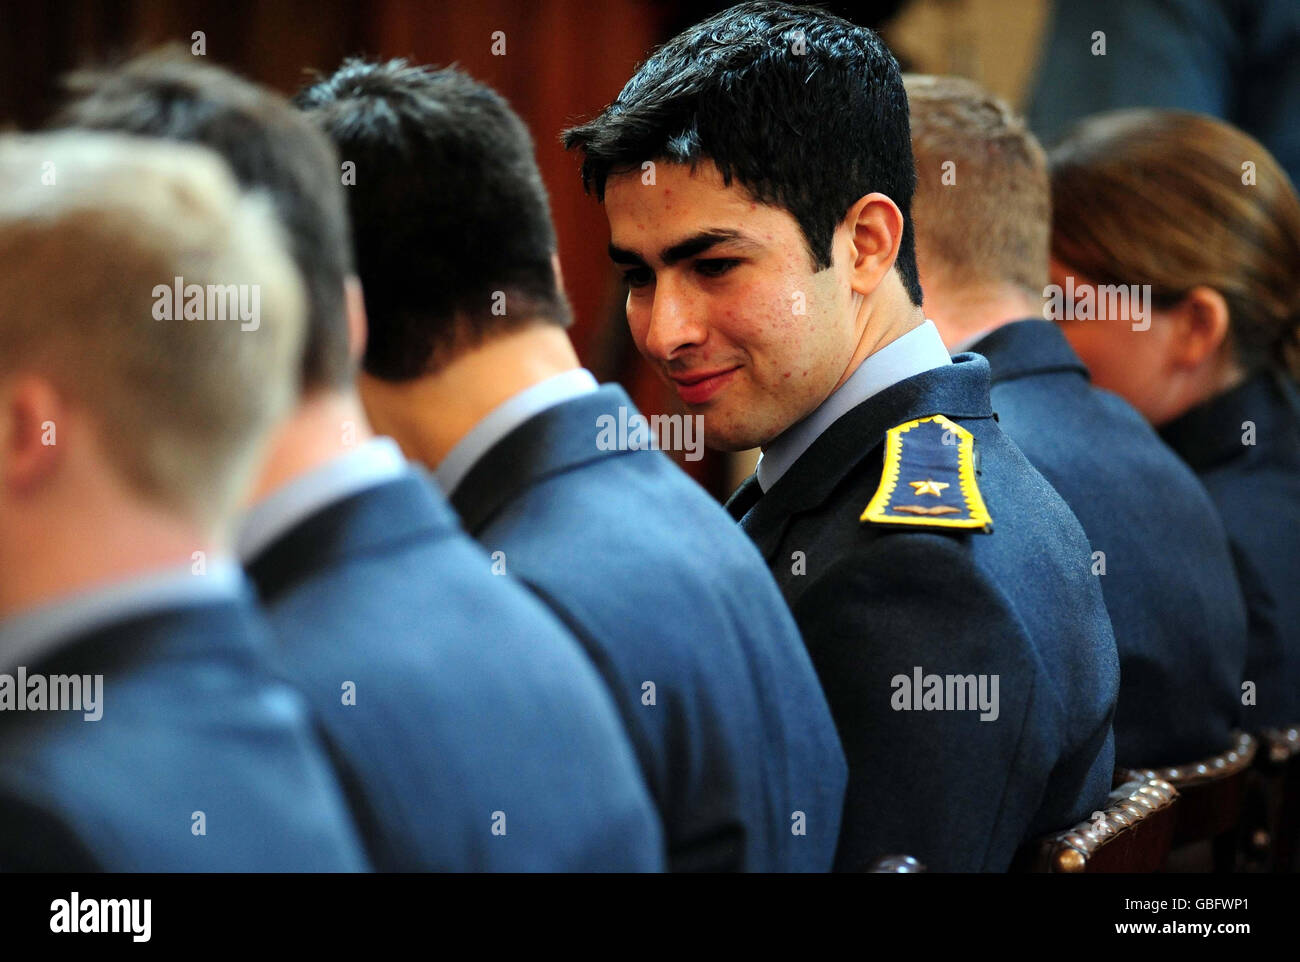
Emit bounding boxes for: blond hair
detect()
[905,73,1049,294]
[0,132,305,526]
[1048,110,1300,378]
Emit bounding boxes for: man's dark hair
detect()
[51,48,355,393]
[563,0,922,306]
[295,59,572,382]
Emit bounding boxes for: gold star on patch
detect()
[909,478,950,498]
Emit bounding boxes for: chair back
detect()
[1013,777,1178,872]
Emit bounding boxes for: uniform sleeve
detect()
[1227,537,1290,729]
[0,791,102,871]
[791,532,1056,872]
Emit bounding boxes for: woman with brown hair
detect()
[1048,109,1300,730]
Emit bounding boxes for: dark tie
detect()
[724,473,764,522]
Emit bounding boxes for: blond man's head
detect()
[904,74,1049,298]
[0,131,305,531]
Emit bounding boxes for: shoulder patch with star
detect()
[860,414,993,532]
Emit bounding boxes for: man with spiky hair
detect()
[299,57,848,873]
[565,1,1119,871]
[55,51,663,872]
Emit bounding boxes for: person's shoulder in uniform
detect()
[244,468,664,872]
[449,383,848,873]
[0,595,368,872]
[1160,369,1300,728]
[732,352,1119,872]
[971,318,1249,768]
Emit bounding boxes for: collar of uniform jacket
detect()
[756,319,952,492]
[1159,368,1300,472]
[966,318,1091,384]
[450,383,644,533]
[435,368,599,498]
[236,437,409,562]
[0,559,248,675]
[729,352,997,561]
[244,471,458,603]
[0,587,270,713]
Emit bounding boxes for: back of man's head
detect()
[905,74,1049,296]
[51,48,354,394]
[563,0,922,305]
[0,132,305,529]
[296,58,571,382]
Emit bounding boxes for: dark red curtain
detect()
[0,0,740,495]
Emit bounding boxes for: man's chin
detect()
[704,439,755,455]
[697,415,773,454]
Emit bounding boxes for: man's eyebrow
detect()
[608,244,645,266]
[661,230,759,265]
[608,229,762,268]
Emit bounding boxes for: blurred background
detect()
[2,0,1295,498]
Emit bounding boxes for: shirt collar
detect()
[436,368,599,497]
[0,559,246,672]
[757,320,952,491]
[236,437,409,563]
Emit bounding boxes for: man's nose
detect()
[643,278,707,361]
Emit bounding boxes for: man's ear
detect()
[1169,286,1231,369]
[843,192,905,296]
[0,375,65,496]
[344,276,368,365]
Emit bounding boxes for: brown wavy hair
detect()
[1048,110,1300,378]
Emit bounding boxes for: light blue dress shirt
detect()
[0,559,246,673]
[435,368,599,497]
[236,437,409,562]
[756,320,953,492]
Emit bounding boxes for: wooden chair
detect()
[1013,776,1178,872]
[865,855,925,872]
[1243,727,1300,872]
[1121,731,1257,872]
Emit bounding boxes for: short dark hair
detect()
[563,0,922,306]
[295,59,572,382]
[51,48,355,393]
